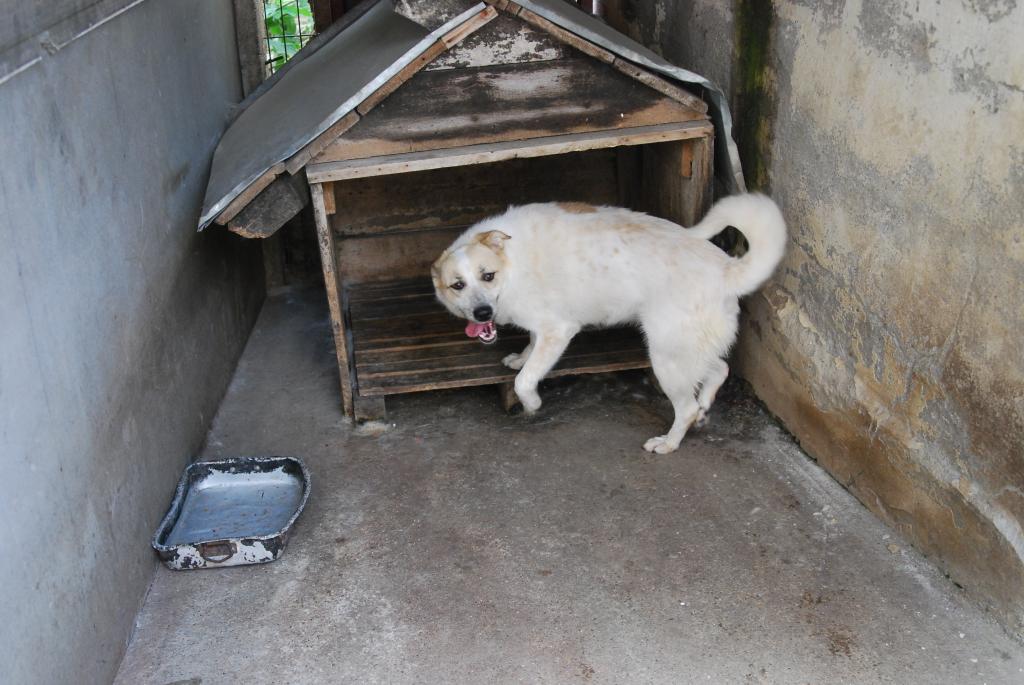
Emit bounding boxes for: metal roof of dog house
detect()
[198,0,746,232]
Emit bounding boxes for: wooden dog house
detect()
[199,0,745,421]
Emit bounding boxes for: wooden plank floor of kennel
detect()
[304,81,714,421]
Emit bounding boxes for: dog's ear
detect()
[476,230,511,252]
[430,249,449,287]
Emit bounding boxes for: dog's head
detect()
[432,230,510,339]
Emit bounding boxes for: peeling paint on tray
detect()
[152,457,310,570]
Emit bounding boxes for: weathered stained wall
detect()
[0,1,263,683]
[610,0,1024,635]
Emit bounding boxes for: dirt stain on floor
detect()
[827,628,855,657]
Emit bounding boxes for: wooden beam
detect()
[311,0,333,33]
[321,181,336,215]
[311,182,354,416]
[441,6,498,47]
[611,58,707,114]
[284,110,360,175]
[687,134,714,221]
[641,134,713,227]
[306,120,713,183]
[214,163,284,225]
[483,0,513,12]
[498,382,520,413]
[227,172,310,238]
[233,0,267,97]
[353,395,387,423]
[680,140,694,178]
[515,7,614,63]
[485,0,522,17]
[355,41,447,116]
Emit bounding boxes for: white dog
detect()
[431,194,786,453]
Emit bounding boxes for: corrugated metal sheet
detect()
[516,0,745,194]
[199,0,744,230]
[198,1,486,229]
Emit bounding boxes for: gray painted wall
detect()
[610,0,1024,635]
[0,1,264,683]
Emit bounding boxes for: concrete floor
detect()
[116,288,1024,684]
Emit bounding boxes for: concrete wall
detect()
[0,2,263,683]
[609,0,1024,636]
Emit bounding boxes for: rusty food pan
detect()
[152,457,310,570]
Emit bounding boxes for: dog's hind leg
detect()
[503,332,536,370]
[643,341,705,454]
[694,358,729,428]
[513,328,576,413]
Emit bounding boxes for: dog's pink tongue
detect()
[465,321,493,338]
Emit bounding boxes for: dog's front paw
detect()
[643,435,680,454]
[515,381,542,414]
[502,353,525,370]
[518,391,542,414]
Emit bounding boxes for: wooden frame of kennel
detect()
[306,121,713,420]
[305,95,713,419]
[207,1,717,421]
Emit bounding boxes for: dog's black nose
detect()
[473,305,493,322]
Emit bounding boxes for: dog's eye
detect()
[482,272,495,282]
[451,281,465,291]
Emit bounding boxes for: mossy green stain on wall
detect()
[733,0,776,192]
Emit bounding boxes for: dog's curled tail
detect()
[687,193,787,296]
